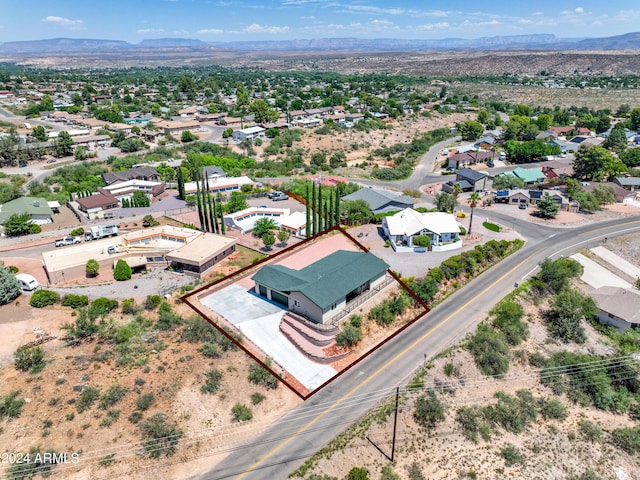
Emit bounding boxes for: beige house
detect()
[590,286,640,331]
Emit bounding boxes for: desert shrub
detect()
[531,257,583,295]
[490,299,528,346]
[88,297,118,320]
[485,390,537,434]
[6,448,60,479]
[113,259,132,281]
[414,391,446,431]
[610,426,640,455]
[61,308,101,343]
[349,314,362,328]
[466,324,510,376]
[14,345,45,373]
[77,386,100,413]
[407,462,426,480]
[500,444,526,467]
[99,385,128,409]
[248,359,279,390]
[231,402,253,422]
[251,392,266,405]
[128,411,143,424]
[136,393,155,411]
[336,324,362,348]
[201,368,223,394]
[540,398,567,421]
[380,466,401,480]
[546,288,596,343]
[443,362,459,377]
[156,302,182,330]
[144,295,163,310]
[199,342,221,358]
[347,467,370,480]
[29,289,60,308]
[0,391,25,419]
[579,420,602,442]
[528,352,547,368]
[121,298,137,314]
[62,294,89,309]
[139,413,183,458]
[456,405,492,443]
[70,227,85,236]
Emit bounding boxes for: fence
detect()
[329,276,395,326]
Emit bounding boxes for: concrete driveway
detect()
[200,284,337,391]
[570,253,632,289]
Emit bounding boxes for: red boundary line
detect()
[181,226,431,401]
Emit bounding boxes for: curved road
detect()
[199,215,640,479]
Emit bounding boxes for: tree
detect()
[253,217,277,237]
[142,214,159,227]
[277,229,290,246]
[85,259,99,278]
[261,232,275,250]
[573,144,627,181]
[536,113,552,131]
[535,193,559,219]
[630,107,640,131]
[53,131,74,157]
[226,191,248,213]
[468,191,481,235]
[534,257,583,295]
[435,192,455,213]
[412,235,431,247]
[74,145,90,160]
[131,190,150,207]
[591,185,616,206]
[181,130,198,143]
[341,199,371,225]
[4,213,41,237]
[114,260,132,281]
[547,288,596,343]
[414,391,446,431]
[620,148,640,168]
[0,265,21,305]
[477,110,490,124]
[458,120,484,140]
[249,99,279,123]
[31,125,48,142]
[492,174,525,190]
[603,124,628,155]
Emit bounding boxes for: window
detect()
[331,303,337,310]
[293,300,301,308]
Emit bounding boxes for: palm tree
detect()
[467,191,481,235]
[451,183,463,212]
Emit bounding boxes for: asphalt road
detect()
[198,215,640,480]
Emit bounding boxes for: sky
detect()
[1,1,640,44]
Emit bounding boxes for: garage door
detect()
[271,290,289,307]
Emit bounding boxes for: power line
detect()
[3,354,637,480]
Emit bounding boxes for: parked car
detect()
[270,192,289,201]
[15,273,38,291]
[519,203,527,210]
[267,191,284,199]
[55,236,82,247]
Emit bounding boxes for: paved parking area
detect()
[200,284,337,390]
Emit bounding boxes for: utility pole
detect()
[366,386,400,463]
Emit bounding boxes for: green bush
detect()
[532,257,583,295]
[546,288,595,343]
[136,393,155,411]
[500,444,526,467]
[121,298,137,314]
[251,392,266,405]
[380,465,401,480]
[0,391,25,419]
[62,294,89,309]
[156,303,182,331]
[199,342,221,358]
[490,299,528,346]
[347,467,370,480]
[61,308,100,343]
[70,227,85,236]
[610,426,640,455]
[144,295,163,310]
[336,324,362,348]
[231,402,253,422]
[88,297,118,320]
[540,398,567,421]
[482,221,500,232]
[248,359,279,390]
[0,265,21,305]
[139,413,183,458]
[113,259,132,281]
[201,368,223,394]
[77,386,100,413]
[30,289,60,308]
[467,324,510,376]
[456,405,492,443]
[412,235,431,247]
[99,385,128,409]
[14,345,45,373]
[6,448,59,479]
[414,391,446,431]
[579,420,602,442]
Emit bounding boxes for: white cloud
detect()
[197,28,224,34]
[575,7,585,14]
[138,28,166,34]
[41,15,85,29]
[243,24,290,34]
[340,5,406,15]
[531,11,544,16]
[416,22,450,31]
[0,25,4,30]
[478,19,501,26]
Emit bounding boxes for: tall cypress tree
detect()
[219,204,226,234]
[335,183,341,227]
[195,176,205,230]
[305,182,311,238]
[211,196,219,234]
[202,177,211,233]
[176,166,185,200]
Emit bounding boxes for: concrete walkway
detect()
[591,246,640,280]
[570,253,632,289]
[200,284,337,391]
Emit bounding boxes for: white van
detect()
[15,273,39,291]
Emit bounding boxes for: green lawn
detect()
[482,221,501,232]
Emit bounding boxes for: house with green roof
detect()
[0,196,53,226]
[252,250,389,325]
[512,167,546,185]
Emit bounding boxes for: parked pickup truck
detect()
[270,191,289,201]
[55,236,82,247]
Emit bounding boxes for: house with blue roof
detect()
[252,250,389,325]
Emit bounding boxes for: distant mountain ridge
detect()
[1,32,639,54]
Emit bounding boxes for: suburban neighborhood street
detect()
[199,215,640,480]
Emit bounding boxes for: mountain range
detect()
[1,32,640,54]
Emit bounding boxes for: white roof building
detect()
[183,176,255,196]
[382,208,462,253]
